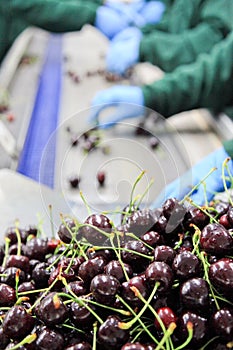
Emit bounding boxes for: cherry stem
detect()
[79,190,92,216]
[15,269,20,299]
[82,297,131,316]
[61,322,85,335]
[109,235,130,282]
[14,223,22,256]
[125,232,154,251]
[200,251,220,310]
[48,204,55,238]
[137,178,154,208]
[93,321,98,350]
[154,322,176,350]
[116,293,161,346]
[128,170,146,219]
[222,157,233,206]
[199,336,220,350]
[8,333,37,350]
[174,321,193,350]
[2,237,10,268]
[180,167,217,204]
[119,282,159,330]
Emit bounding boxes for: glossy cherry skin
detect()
[121,343,147,350]
[153,245,176,266]
[64,342,92,350]
[25,237,49,261]
[126,209,156,237]
[209,258,233,296]
[140,231,164,247]
[90,274,120,305]
[6,254,30,273]
[81,214,112,245]
[0,326,10,349]
[37,292,68,326]
[121,275,148,308]
[200,223,233,255]
[145,261,174,293]
[0,283,16,305]
[172,251,201,280]
[121,240,149,272]
[36,327,64,350]
[184,206,209,230]
[180,278,209,313]
[3,305,35,340]
[178,311,208,346]
[57,218,77,243]
[98,315,130,349]
[105,260,133,282]
[78,256,106,285]
[211,308,233,341]
[154,306,177,330]
[70,299,96,328]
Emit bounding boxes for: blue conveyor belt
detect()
[17,34,63,188]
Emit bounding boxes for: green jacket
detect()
[140,0,233,72]
[0,0,102,63]
[142,30,233,118]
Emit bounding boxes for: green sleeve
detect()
[141,31,233,118]
[140,0,233,72]
[223,140,233,158]
[10,0,100,32]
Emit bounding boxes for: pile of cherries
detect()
[0,196,233,350]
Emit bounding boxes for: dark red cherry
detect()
[162,198,186,233]
[154,306,177,330]
[65,342,92,350]
[121,275,148,308]
[172,251,201,280]
[140,231,164,247]
[153,245,176,266]
[98,315,130,349]
[90,274,120,305]
[38,292,68,326]
[184,206,209,230]
[78,256,106,285]
[3,305,35,340]
[57,218,78,243]
[32,262,51,288]
[209,258,233,296]
[25,237,49,261]
[36,327,64,350]
[178,311,207,346]
[121,240,149,272]
[219,214,231,229]
[0,283,16,305]
[63,280,86,296]
[81,214,112,245]
[6,255,30,273]
[70,299,96,327]
[200,223,233,255]
[69,175,81,189]
[211,308,233,341]
[180,278,209,313]
[97,170,106,186]
[227,206,233,226]
[0,326,10,349]
[1,267,25,287]
[105,260,133,282]
[145,261,174,293]
[126,209,156,237]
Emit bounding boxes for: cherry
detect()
[5,226,27,245]
[36,327,64,350]
[227,206,233,226]
[90,274,120,305]
[81,214,112,245]
[63,280,86,296]
[153,245,176,266]
[70,299,96,328]
[178,311,208,346]
[48,265,76,290]
[184,206,209,230]
[145,261,174,293]
[200,223,233,255]
[98,315,130,349]
[121,240,149,272]
[219,214,231,229]
[172,251,201,280]
[57,218,78,243]
[87,247,115,262]
[148,136,159,150]
[0,246,4,265]
[154,306,177,330]
[3,305,35,340]
[105,260,133,282]
[1,267,25,287]
[6,255,30,273]
[0,283,16,305]
[97,170,106,186]
[126,209,156,237]
[180,278,209,313]
[68,175,81,189]
[211,308,233,341]
[25,237,49,261]
[32,262,51,288]
[78,256,106,285]
[140,231,164,247]
[121,275,148,308]
[209,258,233,296]
[37,292,68,326]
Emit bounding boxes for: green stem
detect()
[222,158,233,206]
[155,323,176,350]
[79,191,92,216]
[2,237,10,268]
[136,178,155,209]
[128,170,146,218]
[93,322,98,350]
[7,333,37,350]
[48,204,55,238]
[174,322,193,350]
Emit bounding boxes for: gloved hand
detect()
[106,27,143,75]
[89,85,145,128]
[139,1,166,25]
[95,6,129,39]
[152,147,233,208]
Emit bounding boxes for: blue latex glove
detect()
[106,27,143,75]
[95,6,129,39]
[139,1,166,25]
[89,85,145,128]
[152,147,233,208]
